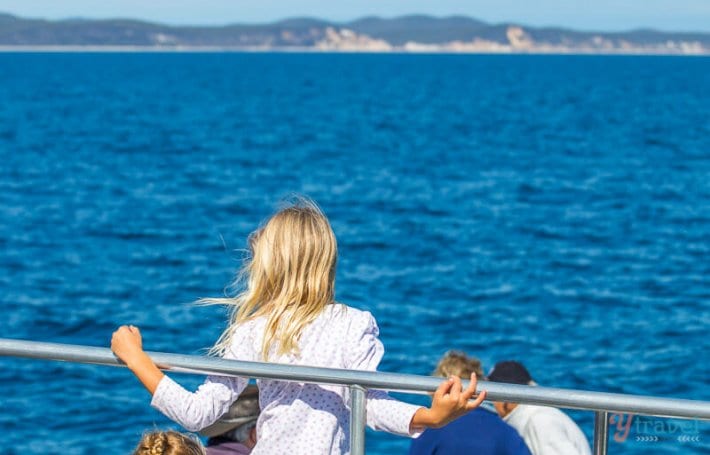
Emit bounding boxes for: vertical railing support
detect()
[593,411,609,455]
[350,384,366,455]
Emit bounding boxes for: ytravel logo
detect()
[610,414,634,442]
[610,414,702,444]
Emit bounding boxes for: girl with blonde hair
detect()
[133,431,205,455]
[112,198,486,455]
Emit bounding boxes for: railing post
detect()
[593,411,609,455]
[350,385,366,455]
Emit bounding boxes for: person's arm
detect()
[111,325,164,393]
[346,311,486,436]
[111,325,247,432]
[409,374,486,432]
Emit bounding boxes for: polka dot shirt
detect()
[151,304,422,454]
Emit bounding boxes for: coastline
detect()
[0,45,708,56]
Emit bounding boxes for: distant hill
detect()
[0,12,708,54]
[344,15,490,45]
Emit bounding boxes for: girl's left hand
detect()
[410,372,487,430]
[111,325,145,365]
[429,373,487,427]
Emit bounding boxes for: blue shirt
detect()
[409,407,532,455]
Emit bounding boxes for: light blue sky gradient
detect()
[0,0,708,32]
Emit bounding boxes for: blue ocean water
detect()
[0,52,708,454]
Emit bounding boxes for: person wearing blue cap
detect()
[409,351,532,455]
[487,361,592,455]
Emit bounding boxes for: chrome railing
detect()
[1,338,708,454]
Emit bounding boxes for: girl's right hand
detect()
[411,373,487,430]
[111,325,164,394]
[111,325,145,366]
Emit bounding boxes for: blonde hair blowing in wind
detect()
[205,198,337,360]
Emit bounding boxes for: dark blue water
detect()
[0,53,708,454]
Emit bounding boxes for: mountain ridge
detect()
[0,12,708,54]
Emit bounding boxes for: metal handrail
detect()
[2,337,709,455]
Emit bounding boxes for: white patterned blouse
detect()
[151,304,422,455]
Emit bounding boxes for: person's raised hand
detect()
[111,325,144,366]
[426,372,487,428]
[110,325,164,394]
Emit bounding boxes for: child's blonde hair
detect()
[433,350,485,379]
[205,197,337,360]
[133,431,205,455]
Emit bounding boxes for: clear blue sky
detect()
[1,0,708,32]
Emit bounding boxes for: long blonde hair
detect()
[133,431,205,455]
[205,198,337,360]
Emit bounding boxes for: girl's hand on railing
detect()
[111,325,145,364]
[410,373,487,430]
[111,325,164,394]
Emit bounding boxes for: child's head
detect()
[133,431,205,455]
[248,199,337,307]
[209,197,337,359]
[433,350,485,379]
